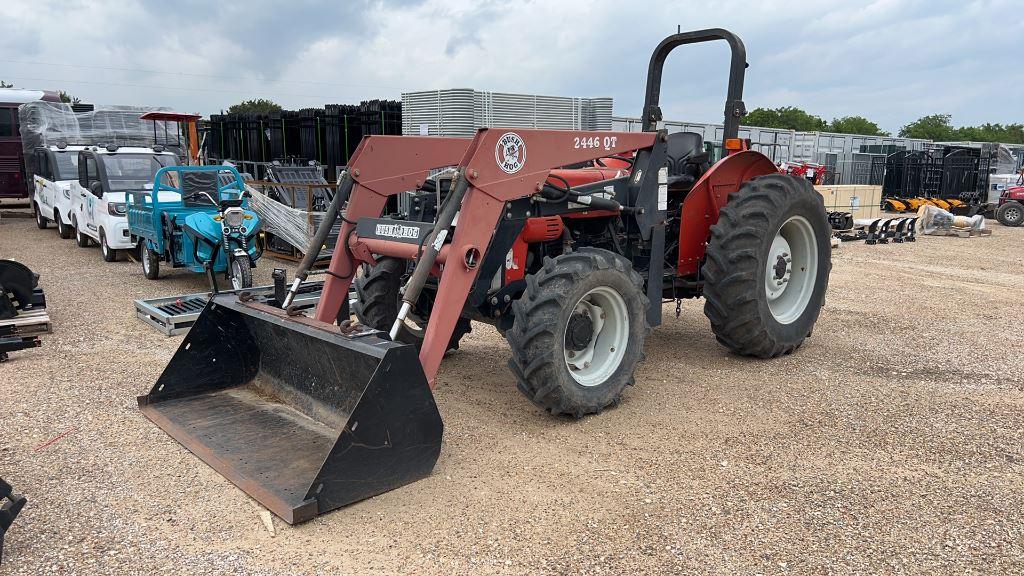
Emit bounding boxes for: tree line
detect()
[741,106,1023,144]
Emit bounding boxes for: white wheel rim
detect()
[765,215,817,324]
[143,248,151,274]
[1007,206,1022,222]
[101,236,108,256]
[563,286,629,387]
[230,260,243,289]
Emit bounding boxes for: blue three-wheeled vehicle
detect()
[127,165,262,290]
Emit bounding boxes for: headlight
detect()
[107,202,127,216]
[223,207,244,228]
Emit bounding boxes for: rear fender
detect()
[676,150,779,276]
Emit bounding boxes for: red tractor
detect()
[139,29,832,524]
[995,185,1024,227]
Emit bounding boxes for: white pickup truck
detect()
[30,144,87,239]
[68,145,179,261]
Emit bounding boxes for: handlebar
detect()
[130,165,247,208]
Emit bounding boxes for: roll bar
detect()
[641,28,748,140]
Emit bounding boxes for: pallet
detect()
[930,227,992,238]
[134,282,354,336]
[0,307,52,336]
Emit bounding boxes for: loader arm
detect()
[326,129,657,386]
[314,136,473,322]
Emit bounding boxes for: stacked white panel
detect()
[402,89,613,136]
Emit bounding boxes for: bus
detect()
[0,88,61,199]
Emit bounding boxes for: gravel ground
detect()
[1,199,1022,575]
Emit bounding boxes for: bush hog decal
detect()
[496,132,526,174]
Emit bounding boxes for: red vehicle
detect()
[137,29,832,524]
[781,160,829,185]
[996,185,1024,227]
[0,89,61,199]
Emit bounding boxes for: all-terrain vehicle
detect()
[126,165,262,289]
[69,145,180,261]
[995,185,1024,227]
[138,28,832,524]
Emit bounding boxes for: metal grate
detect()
[155,297,208,316]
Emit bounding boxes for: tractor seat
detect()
[664,131,710,186]
[665,132,704,173]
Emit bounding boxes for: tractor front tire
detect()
[995,201,1023,227]
[354,257,471,351]
[506,248,649,418]
[702,173,831,358]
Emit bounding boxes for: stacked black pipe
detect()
[204,100,402,182]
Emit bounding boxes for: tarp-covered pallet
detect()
[248,165,341,263]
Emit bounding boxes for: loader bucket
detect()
[138,295,443,524]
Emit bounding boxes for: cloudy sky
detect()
[1,0,1020,133]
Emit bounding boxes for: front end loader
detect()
[138,28,831,524]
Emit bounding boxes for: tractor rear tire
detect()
[354,257,471,351]
[506,248,649,418]
[996,201,1023,227]
[702,173,831,358]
